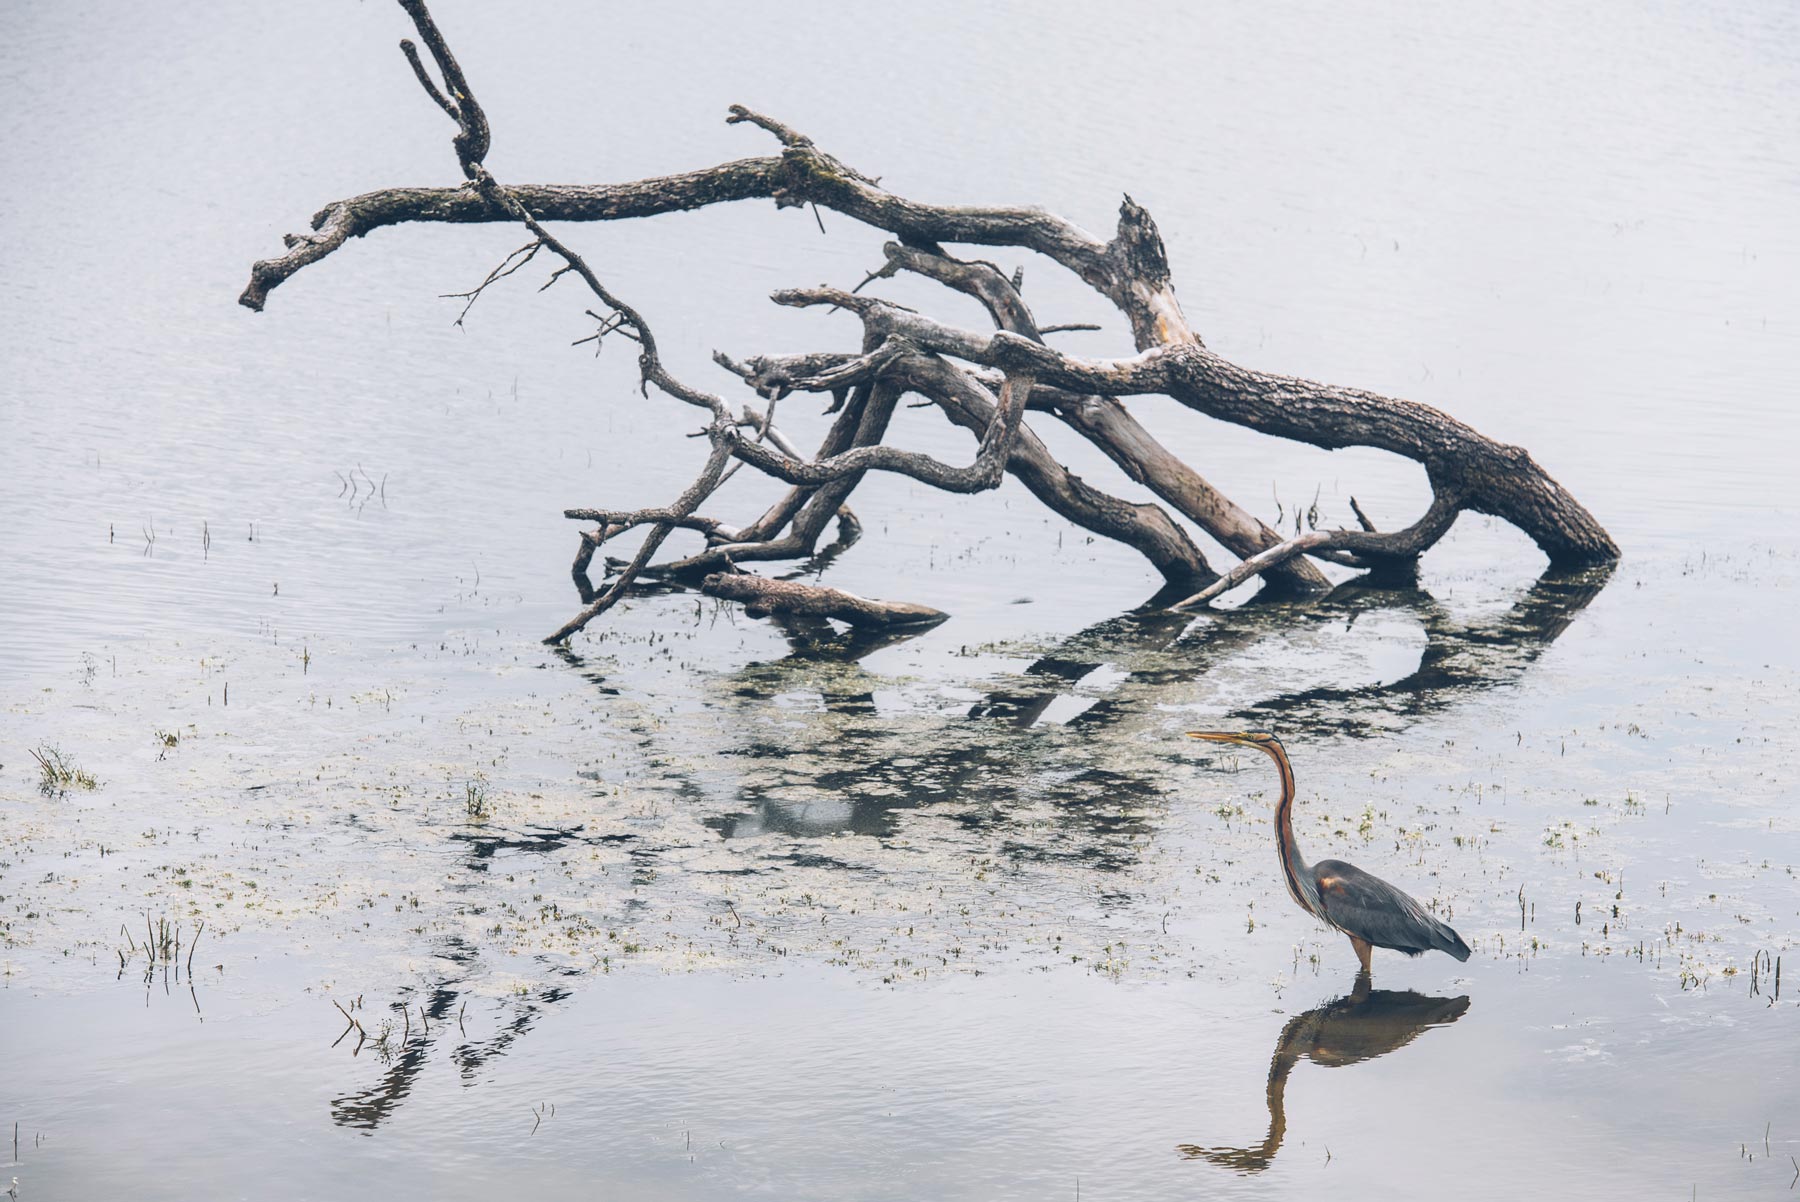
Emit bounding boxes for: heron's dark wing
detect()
[1311,858,1471,960]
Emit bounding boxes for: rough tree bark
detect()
[701,573,947,629]
[242,0,1618,644]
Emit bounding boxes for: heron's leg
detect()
[1349,935,1373,975]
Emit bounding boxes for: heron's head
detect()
[1186,730,1279,749]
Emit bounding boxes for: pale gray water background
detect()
[2,1,1799,1199]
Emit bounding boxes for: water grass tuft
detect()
[465,774,492,820]
[30,743,98,794]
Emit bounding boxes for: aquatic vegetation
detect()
[29,744,97,795]
[464,774,492,821]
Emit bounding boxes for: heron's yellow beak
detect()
[1186,731,1250,744]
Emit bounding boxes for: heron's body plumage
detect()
[1310,858,1471,960]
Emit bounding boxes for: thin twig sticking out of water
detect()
[336,465,388,513]
[332,999,368,1054]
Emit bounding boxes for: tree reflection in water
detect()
[707,563,1612,843]
[1178,975,1470,1173]
[326,564,1603,1130]
[987,563,1614,738]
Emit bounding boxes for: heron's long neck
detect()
[1262,742,1315,914]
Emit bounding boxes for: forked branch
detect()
[1169,490,1467,609]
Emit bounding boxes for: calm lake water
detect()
[3,2,1798,1199]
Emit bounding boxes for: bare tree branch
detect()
[443,238,543,325]
[733,350,1219,589]
[720,366,1035,493]
[396,0,489,174]
[644,371,906,579]
[546,436,736,643]
[767,287,1614,566]
[386,0,749,643]
[562,508,738,541]
[875,241,1332,594]
[1169,490,1467,609]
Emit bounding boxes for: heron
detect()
[1188,731,1470,974]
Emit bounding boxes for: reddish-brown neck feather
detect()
[1257,740,1315,916]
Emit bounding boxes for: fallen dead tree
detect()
[700,573,946,630]
[242,0,1617,645]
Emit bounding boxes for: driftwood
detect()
[242,0,1618,644]
[701,573,947,630]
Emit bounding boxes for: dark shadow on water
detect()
[1048,562,1614,739]
[703,563,1612,843]
[330,823,612,1132]
[1237,562,1616,736]
[331,966,578,1132]
[1177,974,1470,1173]
[332,565,1599,1131]
[329,932,577,1132]
[765,610,937,665]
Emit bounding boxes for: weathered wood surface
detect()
[243,0,1618,642]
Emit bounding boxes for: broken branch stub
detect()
[242,0,1617,643]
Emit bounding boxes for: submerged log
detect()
[701,573,947,630]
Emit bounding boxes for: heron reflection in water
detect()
[1188,732,1471,975]
[1179,979,1470,1172]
